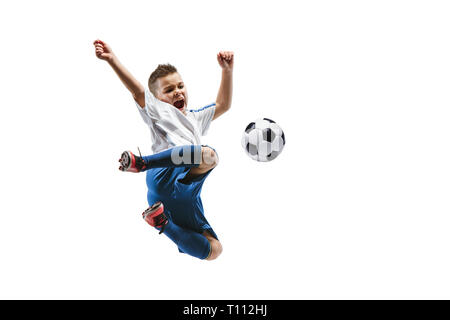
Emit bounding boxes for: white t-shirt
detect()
[135,89,216,154]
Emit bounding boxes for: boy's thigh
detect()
[186,166,210,177]
[181,163,217,184]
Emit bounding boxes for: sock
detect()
[158,220,211,260]
[142,145,202,169]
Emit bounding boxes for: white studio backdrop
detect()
[0,0,449,299]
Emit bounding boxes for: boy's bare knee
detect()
[200,147,218,170]
[206,241,223,261]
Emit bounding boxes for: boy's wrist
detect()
[222,68,233,75]
[107,54,118,65]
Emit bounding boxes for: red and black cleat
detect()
[119,150,147,173]
[142,201,168,234]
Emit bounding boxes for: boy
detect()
[93,39,233,261]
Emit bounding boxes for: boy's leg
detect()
[119,145,201,172]
[162,221,212,260]
[119,145,218,176]
[143,202,218,260]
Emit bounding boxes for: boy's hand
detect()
[93,39,115,62]
[217,51,234,72]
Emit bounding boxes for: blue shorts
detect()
[145,146,218,241]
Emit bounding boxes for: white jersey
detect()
[135,89,216,154]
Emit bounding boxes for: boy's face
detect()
[156,72,188,115]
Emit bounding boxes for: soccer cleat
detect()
[142,201,168,234]
[118,149,147,172]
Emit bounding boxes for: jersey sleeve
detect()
[190,104,216,136]
[135,89,161,125]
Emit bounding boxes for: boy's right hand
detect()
[93,39,115,62]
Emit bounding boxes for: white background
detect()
[0,0,449,299]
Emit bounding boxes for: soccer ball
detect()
[241,118,286,162]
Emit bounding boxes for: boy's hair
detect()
[148,64,178,96]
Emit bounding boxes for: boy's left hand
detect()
[217,51,234,71]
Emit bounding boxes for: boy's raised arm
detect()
[93,39,145,108]
[213,51,234,120]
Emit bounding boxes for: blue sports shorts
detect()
[145,145,218,240]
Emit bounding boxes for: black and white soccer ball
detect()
[241,118,286,162]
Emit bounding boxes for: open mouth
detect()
[173,99,184,109]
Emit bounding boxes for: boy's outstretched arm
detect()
[213,51,234,120]
[93,39,145,108]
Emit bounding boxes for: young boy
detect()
[93,39,233,261]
